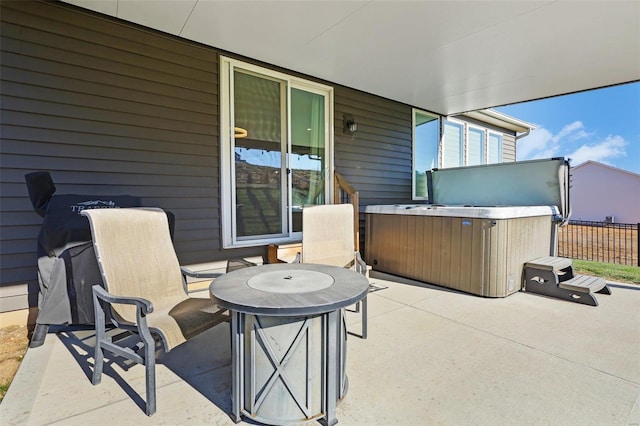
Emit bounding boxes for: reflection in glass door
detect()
[233,70,286,239]
[413,110,439,199]
[290,88,326,232]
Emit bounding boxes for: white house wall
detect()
[571,162,640,224]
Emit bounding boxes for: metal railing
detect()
[557,220,639,266]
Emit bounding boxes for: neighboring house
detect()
[412,109,532,199]
[0,2,531,312]
[570,161,640,224]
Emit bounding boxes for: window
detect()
[220,57,333,247]
[487,132,502,164]
[442,120,464,168]
[412,109,439,199]
[467,126,485,166]
[413,114,507,198]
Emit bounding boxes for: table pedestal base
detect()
[231,310,347,425]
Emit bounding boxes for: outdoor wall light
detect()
[343,114,358,134]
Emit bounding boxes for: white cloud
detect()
[568,135,627,166]
[551,121,585,143]
[517,127,553,159]
[518,121,586,160]
[518,120,627,167]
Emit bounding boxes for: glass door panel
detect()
[290,88,326,232]
[413,110,439,199]
[233,70,286,239]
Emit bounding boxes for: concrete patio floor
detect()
[2,272,639,425]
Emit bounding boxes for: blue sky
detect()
[495,81,640,175]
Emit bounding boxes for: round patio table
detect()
[210,263,369,426]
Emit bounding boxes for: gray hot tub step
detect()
[523,256,611,306]
[559,274,609,294]
[525,256,573,272]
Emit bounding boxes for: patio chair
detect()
[300,204,368,338]
[82,208,228,416]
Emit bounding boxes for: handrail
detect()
[334,171,360,252]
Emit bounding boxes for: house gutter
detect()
[460,109,535,135]
[515,128,531,141]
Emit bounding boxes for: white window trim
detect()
[466,124,486,166]
[412,108,440,200]
[220,56,334,248]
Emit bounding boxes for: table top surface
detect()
[210,263,369,316]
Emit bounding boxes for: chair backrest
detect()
[83,208,184,323]
[302,204,355,268]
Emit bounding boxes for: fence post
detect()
[637,223,639,267]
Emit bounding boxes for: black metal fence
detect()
[558,220,639,266]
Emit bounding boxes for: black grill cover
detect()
[25,171,56,218]
[39,194,141,255]
[26,172,157,326]
[26,172,177,326]
[34,194,143,325]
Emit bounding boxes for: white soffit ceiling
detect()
[63,0,640,116]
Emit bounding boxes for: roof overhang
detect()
[460,110,535,133]
[61,0,640,115]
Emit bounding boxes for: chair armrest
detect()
[355,252,367,276]
[181,266,223,294]
[92,285,157,354]
[92,285,154,315]
[180,266,223,280]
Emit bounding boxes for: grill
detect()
[25,172,174,347]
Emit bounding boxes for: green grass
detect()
[0,383,9,401]
[572,259,640,284]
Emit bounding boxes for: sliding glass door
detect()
[221,58,333,247]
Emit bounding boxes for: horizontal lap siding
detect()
[0,1,417,312]
[0,1,259,310]
[334,87,414,251]
[502,134,517,162]
[335,88,413,202]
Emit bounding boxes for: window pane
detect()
[233,70,285,238]
[290,88,326,232]
[443,121,463,168]
[488,133,502,164]
[467,127,485,166]
[413,111,439,198]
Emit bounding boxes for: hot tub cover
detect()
[364,204,559,219]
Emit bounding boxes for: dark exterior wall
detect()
[334,87,414,250]
[0,1,256,310]
[0,1,523,313]
[335,88,413,205]
[0,1,416,311]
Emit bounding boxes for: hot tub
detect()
[365,204,559,297]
